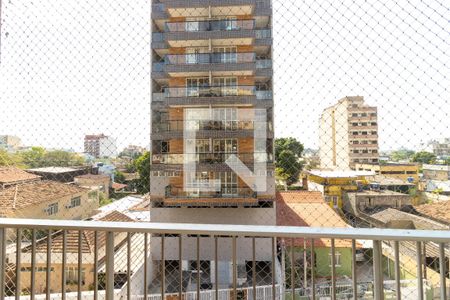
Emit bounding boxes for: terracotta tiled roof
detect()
[276,191,354,248]
[415,201,450,225]
[0,181,88,212]
[27,211,134,254]
[112,182,127,190]
[0,167,41,184]
[75,174,110,180]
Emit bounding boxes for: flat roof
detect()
[355,162,418,167]
[27,167,79,173]
[307,170,375,178]
[370,175,415,186]
[423,164,450,171]
[353,190,410,196]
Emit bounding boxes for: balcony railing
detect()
[152,152,273,165]
[164,86,255,98]
[153,120,272,133]
[164,52,256,65]
[165,19,255,32]
[1,218,449,300]
[165,186,258,199]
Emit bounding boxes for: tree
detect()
[20,147,46,168]
[134,151,151,194]
[19,147,85,168]
[411,151,437,164]
[0,149,22,167]
[275,138,304,185]
[114,171,126,184]
[390,149,415,162]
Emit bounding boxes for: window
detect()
[213,139,238,153]
[329,251,341,267]
[217,172,238,195]
[65,267,86,285]
[46,203,58,215]
[69,197,81,208]
[161,141,170,153]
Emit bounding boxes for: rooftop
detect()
[356,162,418,167]
[371,208,447,230]
[27,167,79,174]
[75,174,110,180]
[415,201,450,225]
[370,175,415,186]
[0,167,41,184]
[307,170,375,178]
[425,180,450,192]
[422,164,450,171]
[354,189,411,196]
[0,181,88,213]
[276,191,353,248]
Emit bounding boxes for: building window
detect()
[69,197,81,208]
[161,141,170,153]
[46,203,59,215]
[329,251,341,267]
[65,267,86,285]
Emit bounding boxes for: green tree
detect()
[114,171,127,183]
[43,150,85,167]
[275,138,304,185]
[134,151,151,194]
[411,151,437,164]
[390,149,415,162]
[0,149,19,166]
[20,147,46,168]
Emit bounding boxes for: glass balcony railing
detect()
[164,85,256,98]
[153,120,273,133]
[152,152,273,165]
[165,186,257,199]
[256,29,271,39]
[165,19,255,32]
[164,52,256,65]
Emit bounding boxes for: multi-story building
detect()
[84,134,118,158]
[150,0,276,294]
[419,138,450,157]
[0,135,22,151]
[319,96,379,170]
[354,162,419,183]
[422,164,450,181]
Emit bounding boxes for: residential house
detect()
[354,163,419,183]
[0,167,41,189]
[74,174,111,198]
[422,164,450,181]
[27,166,95,183]
[344,190,413,216]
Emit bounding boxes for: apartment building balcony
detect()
[0,218,448,299]
[151,87,273,108]
[348,125,378,130]
[152,152,273,165]
[152,120,274,139]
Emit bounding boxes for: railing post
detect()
[0,228,5,300]
[105,231,115,300]
[373,240,384,300]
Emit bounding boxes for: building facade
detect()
[0,135,22,151]
[354,162,419,183]
[84,134,118,158]
[319,96,379,170]
[150,0,276,293]
[422,164,450,181]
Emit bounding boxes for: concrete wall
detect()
[344,192,412,215]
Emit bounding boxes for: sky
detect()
[0,0,448,152]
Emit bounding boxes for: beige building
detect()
[354,163,419,182]
[0,181,98,220]
[74,174,111,198]
[0,135,22,151]
[320,96,379,170]
[422,164,450,181]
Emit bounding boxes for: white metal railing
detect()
[0,218,449,300]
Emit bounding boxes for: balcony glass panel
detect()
[165,85,256,98]
[165,53,255,65]
[165,19,255,32]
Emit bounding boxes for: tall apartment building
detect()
[0,135,22,151]
[150,0,276,294]
[319,96,379,170]
[84,134,118,158]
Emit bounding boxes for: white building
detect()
[84,134,118,158]
[319,96,379,170]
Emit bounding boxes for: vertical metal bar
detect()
[311,239,315,300]
[216,236,219,300]
[330,239,336,300]
[197,235,201,300]
[351,239,357,300]
[61,230,67,300]
[179,235,183,300]
[127,233,131,300]
[394,241,401,300]
[93,231,98,300]
[105,231,115,300]
[0,228,5,300]
[373,240,383,300]
[252,237,256,300]
[161,234,165,299]
[303,240,307,290]
[272,237,276,300]
[290,239,295,300]
[46,229,52,300]
[423,242,427,279]
[232,236,237,300]
[440,243,447,300]
[417,241,424,300]
[15,229,22,300]
[30,229,36,300]
[77,230,82,300]
[144,233,148,300]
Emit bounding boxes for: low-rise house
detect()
[422,164,450,181]
[0,181,98,220]
[344,190,413,216]
[27,166,95,183]
[276,191,357,281]
[354,163,419,183]
[6,211,134,295]
[74,174,111,198]
[368,175,416,194]
[424,180,450,196]
[0,167,41,188]
[303,170,374,208]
